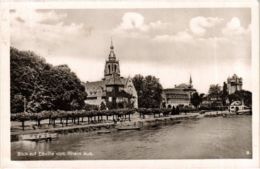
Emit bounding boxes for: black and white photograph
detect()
[0,0,259,168]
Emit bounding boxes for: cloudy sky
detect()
[10,8,251,93]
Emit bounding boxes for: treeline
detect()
[11,109,136,130]
[206,83,252,107]
[11,47,87,114]
[11,107,195,130]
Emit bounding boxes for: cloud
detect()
[153,30,193,43]
[114,13,251,74]
[189,16,223,36]
[115,12,148,32]
[11,9,67,24]
[130,14,251,72]
[222,17,250,36]
[11,9,93,57]
[152,16,224,43]
[148,20,172,30]
[113,12,174,39]
[152,15,250,47]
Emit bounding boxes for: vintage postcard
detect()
[0,0,259,169]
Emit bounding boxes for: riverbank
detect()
[11,113,199,142]
[204,110,229,117]
[11,110,251,142]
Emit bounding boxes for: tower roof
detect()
[108,39,116,60]
[110,38,114,50]
[188,74,193,89]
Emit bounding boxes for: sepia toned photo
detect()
[0,1,258,168]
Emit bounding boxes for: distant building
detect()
[82,41,138,109]
[227,74,242,94]
[200,94,223,108]
[162,76,197,107]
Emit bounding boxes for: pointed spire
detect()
[189,74,193,88]
[110,37,114,50]
[109,38,116,59]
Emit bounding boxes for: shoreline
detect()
[11,110,249,142]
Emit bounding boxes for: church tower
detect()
[104,40,120,80]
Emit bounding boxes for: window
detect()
[108,65,111,74]
[107,87,113,92]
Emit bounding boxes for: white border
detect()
[0,0,259,169]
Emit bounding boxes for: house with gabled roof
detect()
[82,41,138,109]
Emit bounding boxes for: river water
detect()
[11,116,252,160]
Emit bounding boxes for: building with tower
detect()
[83,40,138,109]
[162,75,197,107]
[227,74,243,94]
[104,40,120,80]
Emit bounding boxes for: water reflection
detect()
[11,116,252,160]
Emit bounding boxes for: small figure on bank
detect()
[171,106,176,115]
[176,106,180,115]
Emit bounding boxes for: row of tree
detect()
[11,109,136,130]
[12,108,190,130]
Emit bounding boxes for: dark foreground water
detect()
[11,116,252,160]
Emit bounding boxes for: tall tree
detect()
[221,82,229,105]
[191,92,202,108]
[208,84,221,96]
[132,74,163,108]
[132,74,144,94]
[11,47,87,113]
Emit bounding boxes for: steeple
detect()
[104,39,120,79]
[110,38,113,49]
[109,38,116,60]
[189,74,193,88]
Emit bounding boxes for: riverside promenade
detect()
[11,110,237,142]
[11,113,203,142]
